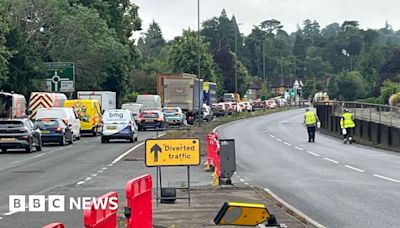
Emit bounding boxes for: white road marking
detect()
[91,173,98,177]
[108,164,113,167]
[33,153,46,158]
[307,151,320,157]
[270,135,275,138]
[276,138,282,142]
[283,142,292,146]
[4,211,17,216]
[76,181,85,185]
[0,217,2,220]
[344,165,365,173]
[323,158,339,164]
[84,177,92,181]
[250,185,254,188]
[294,146,304,151]
[102,167,107,171]
[244,182,250,186]
[264,188,326,228]
[240,178,245,182]
[373,174,400,183]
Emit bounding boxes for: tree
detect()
[293,31,306,59]
[378,80,400,104]
[329,71,365,100]
[143,21,166,59]
[168,30,220,83]
[0,6,11,87]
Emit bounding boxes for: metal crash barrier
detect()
[83,192,119,228]
[125,174,153,228]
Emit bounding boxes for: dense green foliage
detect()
[1,3,400,103]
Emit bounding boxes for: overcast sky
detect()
[132,0,400,40]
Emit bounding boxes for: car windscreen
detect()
[35,119,60,128]
[142,112,159,118]
[0,120,24,127]
[103,111,129,122]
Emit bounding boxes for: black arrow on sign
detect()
[151,144,162,162]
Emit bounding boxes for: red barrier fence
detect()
[206,132,219,168]
[42,223,65,228]
[83,192,119,228]
[126,174,152,228]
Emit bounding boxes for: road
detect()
[0,128,212,227]
[217,109,400,228]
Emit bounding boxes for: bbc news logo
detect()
[9,195,118,212]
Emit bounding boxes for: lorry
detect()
[203,82,218,105]
[77,91,116,111]
[136,95,162,111]
[157,73,203,124]
[28,92,68,119]
[0,92,27,119]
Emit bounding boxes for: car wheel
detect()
[60,135,66,146]
[76,133,81,140]
[35,139,42,152]
[1,148,6,153]
[92,129,97,137]
[129,135,134,143]
[134,135,138,142]
[101,137,107,143]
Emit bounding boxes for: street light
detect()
[234,23,242,95]
[341,49,352,71]
[197,0,201,127]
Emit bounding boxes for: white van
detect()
[101,109,138,143]
[36,107,81,140]
[121,103,143,122]
[136,95,162,111]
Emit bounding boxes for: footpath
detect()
[120,112,316,228]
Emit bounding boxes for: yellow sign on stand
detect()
[145,138,200,167]
[214,202,271,226]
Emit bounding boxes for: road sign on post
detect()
[44,62,75,92]
[145,138,200,167]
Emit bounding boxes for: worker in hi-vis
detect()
[304,107,319,143]
[340,108,356,144]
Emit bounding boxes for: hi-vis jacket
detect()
[304,111,317,126]
[340,112,355,129]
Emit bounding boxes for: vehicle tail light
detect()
[56,127,62,132]
[128,121,132,126]
[157,117,163,122]
[21,136,29,140]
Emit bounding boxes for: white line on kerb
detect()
[294,146,303,151]
[323,158,339,164]
[283,142,292,146]
[263,188,326,228]
[307,151,320,157]
[344,165,365,173]
[276,138,282,142]
[373,174,400,183]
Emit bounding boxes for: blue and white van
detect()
[101,109,138,143]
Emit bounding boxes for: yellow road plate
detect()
[107,126,117,130]
[145,138,200,167]
[41,130,50,134]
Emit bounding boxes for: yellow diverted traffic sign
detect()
[145,138,200,167]
[214,202,271,226]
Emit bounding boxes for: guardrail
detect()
[316,101,400,128]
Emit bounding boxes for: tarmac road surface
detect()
[217,108,400,228]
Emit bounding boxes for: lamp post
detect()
[197,0,201,127]
[341,49,352,71]
[234,23,242,95]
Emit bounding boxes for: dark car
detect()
[137,110,167,131]
[211,104,226,117]
[0,118,42,153]
[35,118,73,146]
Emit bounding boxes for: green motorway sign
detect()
[44,62,75,92]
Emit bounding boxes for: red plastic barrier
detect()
[206,132,220,168]
[83,192,119,228]
[42,223,65,228]
[126,174,152,228]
